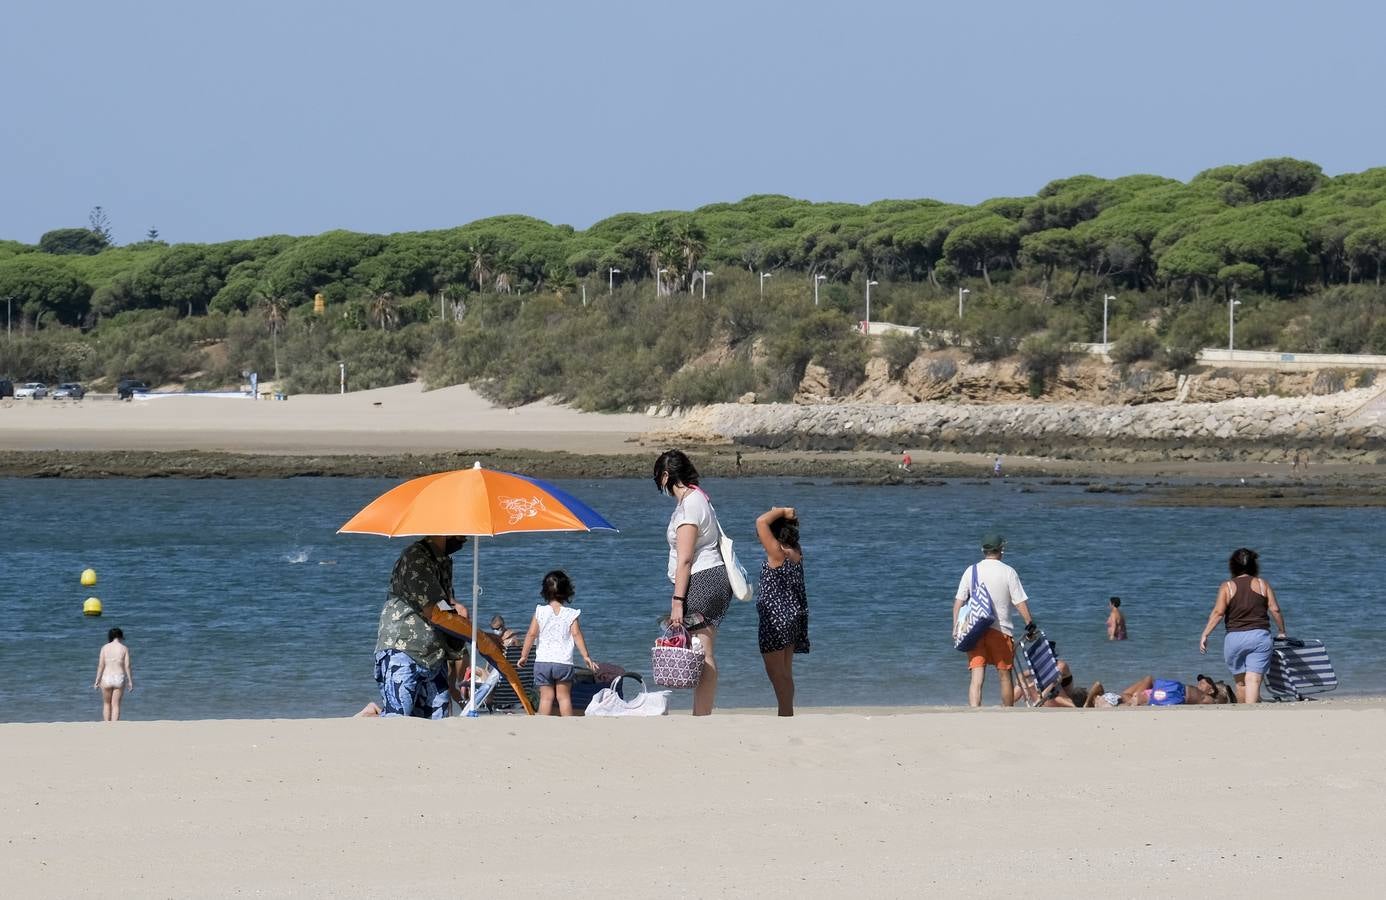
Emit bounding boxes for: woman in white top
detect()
[653,449,733,716]
[518,570,596,716]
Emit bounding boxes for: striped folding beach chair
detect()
[1265,636,1338,701]
[1013,629,1062,708]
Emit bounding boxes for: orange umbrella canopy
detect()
[338,463,617,538]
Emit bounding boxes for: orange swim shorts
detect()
[967,629,1014,670]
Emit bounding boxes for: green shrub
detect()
[662,359,759,407]
[880,330,921,380]
[1018,331,1073,397]
[1110,329,1159,364]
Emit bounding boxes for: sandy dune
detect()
[3,704,1382,898]
[0,384,669,454]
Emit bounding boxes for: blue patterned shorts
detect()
[374,650,451,718]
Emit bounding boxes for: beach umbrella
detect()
[339,461,617,714]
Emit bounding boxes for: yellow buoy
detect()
[81,568,98,587]
[83,597,103,616]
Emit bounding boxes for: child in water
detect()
[93,627,134,721]
[518,571,596,716]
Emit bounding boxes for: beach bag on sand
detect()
[652,625,705,688]
[586,674,670,716]
[954,565,997,652]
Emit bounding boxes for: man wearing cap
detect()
[373,535,469,718]
[952,532,1036,706]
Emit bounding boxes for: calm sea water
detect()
[0,476,1377,721]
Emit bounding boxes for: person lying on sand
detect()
[1089,674,1236,708]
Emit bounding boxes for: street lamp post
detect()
[958,287,970,318]
[760,271,773,297]
[866,279,879,325]
[581,282,587,307]
[814,274,827,306]
[1229,297,1242,353]
[5,296,11,341]
[656,268,668,298]
[608,267,621,294]
[701,270,713,299]
[1102,294,1115,350]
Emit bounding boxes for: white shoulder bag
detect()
[717,520,753,602]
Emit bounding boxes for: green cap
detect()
[981,532,1005,552]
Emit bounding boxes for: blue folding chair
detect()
[1013,629,1062,707]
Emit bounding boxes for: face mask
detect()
[443,536,468,555]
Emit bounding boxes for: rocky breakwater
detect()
[655,387,1386,463]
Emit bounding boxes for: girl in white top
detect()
[518,570,596,716]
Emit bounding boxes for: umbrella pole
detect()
[466,537,480,717]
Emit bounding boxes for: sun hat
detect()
[981,532,1005,552]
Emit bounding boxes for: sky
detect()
[3,0,1385,245]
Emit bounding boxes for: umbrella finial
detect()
[473,461,482,469]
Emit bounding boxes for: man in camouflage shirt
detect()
[374,535,468,717]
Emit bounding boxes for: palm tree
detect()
[368,291,398,330]
[255,279,291,383]
[468,242,494,293]
[674,220,708,293]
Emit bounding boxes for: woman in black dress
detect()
[755,506,808,716]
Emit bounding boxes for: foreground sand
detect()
[4,705,1383,898]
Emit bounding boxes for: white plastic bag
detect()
[585,675,669,716]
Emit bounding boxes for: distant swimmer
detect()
[93,627,133,722]
[1107,596,1127,641]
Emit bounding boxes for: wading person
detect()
[93,627,133,722]
[755,506,808,716]
[952,533,1036,707]
[374,535,469,718]
[1107,596,1128,641]
[654,449,733,716]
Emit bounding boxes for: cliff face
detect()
[658,390,1383,462]
[656,349,1386,463]
[796,352,1370,408]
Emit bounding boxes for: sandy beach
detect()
[0,384,666,455]
[6,383,1386,486]
[3,704,1383,899]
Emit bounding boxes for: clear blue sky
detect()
[3,1,1384,245]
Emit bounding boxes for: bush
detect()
[1311,368,1348,395]
[662,359,759,407]
[1018,331,1073,397]
[880,331,921,380]
[1157,343,1199,371]
[1110,329,1159,364]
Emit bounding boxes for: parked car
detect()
[117,379,150,400]
[14,382,48,399]
[0,379,13,398]
[51,382,87,400]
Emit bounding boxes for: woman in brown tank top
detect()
[1198,548,1287,703]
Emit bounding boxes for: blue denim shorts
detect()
[374,650,450,718]
[533,662,575,686]
[1223,629,1273,675]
